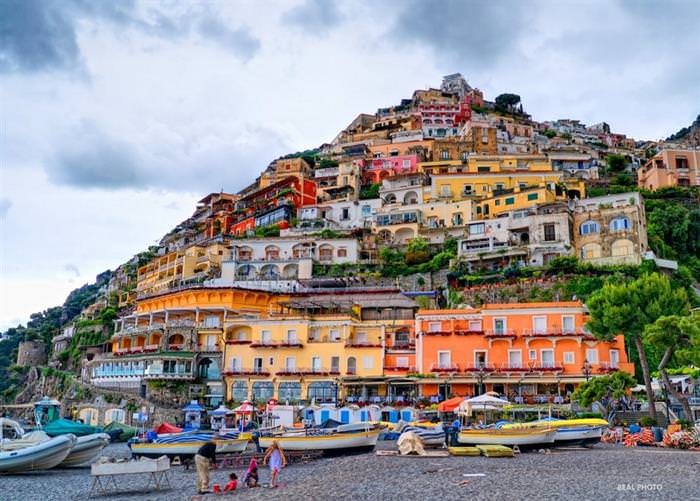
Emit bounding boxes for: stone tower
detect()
[16,340,48,367]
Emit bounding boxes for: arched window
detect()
[347,356,357,375]
[278,382,301,401]
[610,217,630,232]
[251,381,274,401]
[307,381,336,403]
[579,220,600,235]
[611,239,634,257]
[580,243,602,260]
[230,380,248,401]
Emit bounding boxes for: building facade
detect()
[638,149,700,190]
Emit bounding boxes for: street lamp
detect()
[582,359,592,382]
[475,366,488,396]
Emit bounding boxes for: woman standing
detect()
[263,440,287,488]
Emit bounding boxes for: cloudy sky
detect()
[1,0,698,329]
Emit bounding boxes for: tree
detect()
[644,314,700,419]
[573,371,636,417]
[586,273,689,420]
[605,154,628,173]
[494,93,521,112]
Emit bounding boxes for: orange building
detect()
[638,149,700,190]
[416,302,633,401]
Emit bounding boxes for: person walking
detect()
[263,440,287,488]
[194,441,217,494]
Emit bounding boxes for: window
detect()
[469,320,482,331]
[562,316,575,334]
[505,197,515,205]
[495,183,505,192]
[311,356,321,371]
[396,356,409,368]
[347,356,357,374]
[362,356,374,369]
[477,166,490,173]
[493,318,506,334]
[508,350,522,368]
[579,220,600,235]
[463,184,473,195]
[428,322,442,332]
[253,357,263,372]
[527,193,538,201]
[541,350,554,368]
[581,243,602,260]
[278,381,301,401]
[361,205,371,217]
[495,200,501,206]
[441,150,450,160]
[469,223,485,235]
[474,351,487,368]
[438,351,451,368]
[356,332,368,343]
[261,330,271,344]
[268,357,274,365]
[610,217,630,231]
[440,185,452,197]
[533,316,547,334]
[286,329,297,343]
[528,350,537,361]
[461,152,469,160]
[231,380,248,401]
[230,357,241,371]
[402,159,411,168]
[543,223,556,241]
[337,248,347,258]
[611,239,634,257]
[285,356,296,371]
[609,350,619,368]
[564,352,575,365]
[586,348,598,364]
[341,208,350,220]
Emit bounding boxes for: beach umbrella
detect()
[437,396,465,413]
[234,401,255,414]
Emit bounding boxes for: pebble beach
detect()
[3,443,699,501]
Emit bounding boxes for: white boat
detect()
[258,427,381,452]
[457,428,556,447]
[60,433,111,467]
[130,430,248,459]
[398,424,446,447]
[0,434,76,473]
[500,418,608,446]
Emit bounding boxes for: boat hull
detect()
[60,433,111,467]
[553,426,604,446]
[259,429,380,452]
[130,438,249,459]
[458,429,556,447]
[0,434,76,473]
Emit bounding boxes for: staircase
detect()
[615,405,675,427]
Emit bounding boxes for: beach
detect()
[3,443,698,501]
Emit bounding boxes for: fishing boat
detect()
[397,423,446,447]
[500,418,608,446]
[0,432,76,473]
[42,418,103,437]
[258,423,381,453]
[129,430,248,459]
[457,427,556,447]
[60,433,111,467]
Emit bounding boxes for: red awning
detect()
[155,423,183,434]
[437,396,465,412]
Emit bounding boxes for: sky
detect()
[1,0,699,330]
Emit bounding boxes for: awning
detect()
[437,396,464,412]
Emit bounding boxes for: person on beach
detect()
[194,441,218,494]
[224,472,238,492]
[243,457,259,488]
[263,440,287,488]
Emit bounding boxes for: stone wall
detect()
[16,340,47,366]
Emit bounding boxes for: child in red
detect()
[224,472,238,492]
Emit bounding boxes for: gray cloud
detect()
[48,126,145,189]
[386,0,529,66]
[63,263,80,277]
[282,0,344,35]
[0,197,11,217]
[0,0,260,73]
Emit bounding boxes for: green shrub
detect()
[638,416,657,427]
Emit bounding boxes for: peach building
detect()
[416,302,633,401]
[638,149,700,190]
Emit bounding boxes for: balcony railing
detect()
[484,330,516,337]
[421,330,452,336]
[522,329,584,337]
[198,344,221,353]
[430,363,460,373]
[385,365,416,372]
[276,367,340,376]
[307,336,342,344]
[387,342,416,350]
[168,344,185,351]
[225,338,252,345]
[249,340,304,348]
[345,341,382,348]
[463,364,498,373]
[143,370,194,380]
[454,329,484,336]
[222,367,270,377]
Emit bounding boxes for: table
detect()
[89,456,171,497]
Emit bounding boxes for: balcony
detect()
[276,367,340,377]
[386,342,415,351]
[307,336,342,344]
[249,340,304,348]
[225,338,252,345]
[222,368,270,377]
[168,343,185,351]
[484,330,516,338]
[430,363,460,373]
[197,343,221,353]
[462,364,498,373]
[143,370,194,380]
[454,329,484,336]
[421,330,452,337]
[345,341,382,348]
[522,329,584,337]
[385,365,416,372]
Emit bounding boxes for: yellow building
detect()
[260,157,313,188]
[419,155,553,177]
[136,242,232,298]
[222,291,417,403]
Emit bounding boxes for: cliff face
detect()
[667,114,700,146]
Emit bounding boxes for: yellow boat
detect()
[500,418,608,430]
[500,418,608,445]
[458,428,556,447]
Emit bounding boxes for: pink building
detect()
[362,154,418,184]
[638,149,700,190]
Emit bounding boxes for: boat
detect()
[103,421,137,442]
[42,418,103,437]
[129,430,248,459]
[397,423,446,447]
[0,433,76,473]
[500,418,608,446]
[60,433,111,467]
[457,428,556,447]
[259,428,382,453]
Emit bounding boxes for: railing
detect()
[484,329,516,337]
[421,330,452,336]
[143,370,194,379]
[168,344,185,351]
[276,367,340,376]
[198,343,221,352]
[345,341,382,348]
[249,340,304,348]
[454,329,484,336]
[385,365,416,372]
[387,342,416,350]
[222,368,270,377]
[430,363,460,373]
[522,329,583,337]
[307,336,342,344]
[225,338,252,345]
[462,364,498,372]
